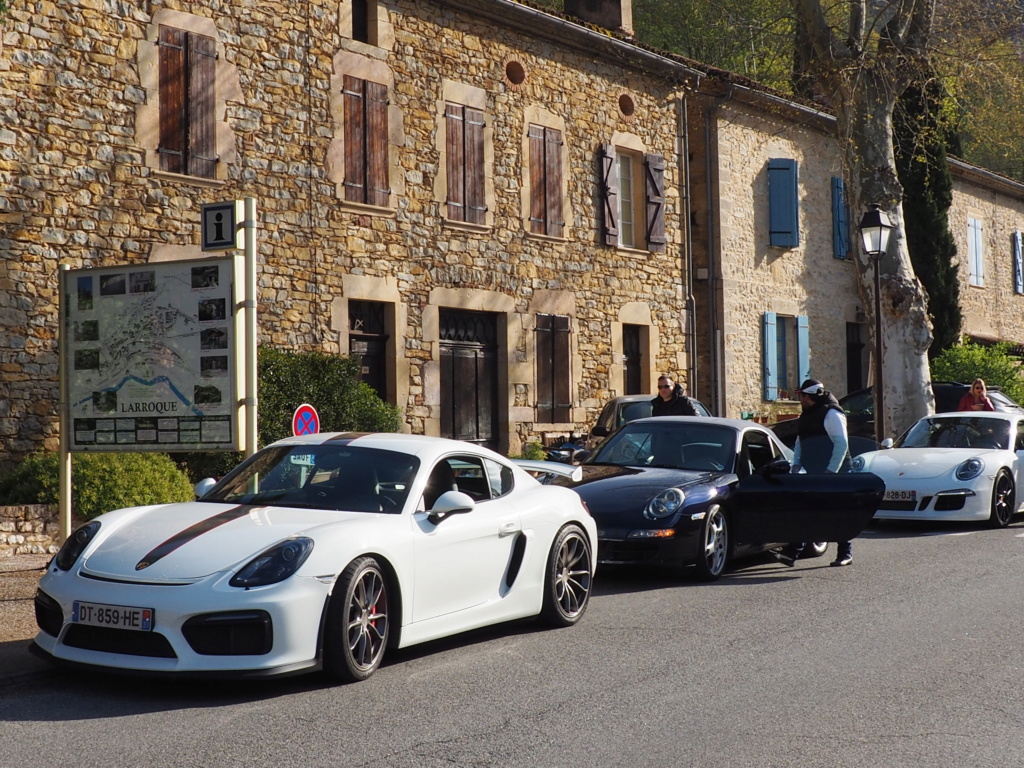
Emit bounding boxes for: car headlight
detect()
[230,537,314,588]
[646,488,685,519]
[850,455,866,472]
[55,521,101,571]
[956,458,984,481]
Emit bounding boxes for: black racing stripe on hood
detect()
[324,433,369,443]
[135,505,250,571]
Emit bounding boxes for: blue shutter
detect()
[797,315,810,386]
[831,177,849,259]
[768,159,799,248]
[763,312,778,401]
[1014,231,1023,295]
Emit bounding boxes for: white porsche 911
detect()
[33,434,596,682]
[851,411,1024,527]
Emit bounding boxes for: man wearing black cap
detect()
[775,378,854,567]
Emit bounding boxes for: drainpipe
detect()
[704,88,731,417]
[678,91,697,400]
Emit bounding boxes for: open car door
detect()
[728,461,885,544]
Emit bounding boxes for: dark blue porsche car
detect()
[552,416,884,580]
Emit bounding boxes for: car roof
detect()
[625,415,769,431]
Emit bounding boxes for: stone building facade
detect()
[2,0,1024,466]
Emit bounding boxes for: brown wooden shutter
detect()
[343,75,366,203]
[445,103,466,221]
[189,33,217,179]
[552,314,571,422]
[645,153,666,252]
[536,313,554,422]
[601,144,618,246]
[545,128,563,237]
[465,107,486,224]
[158,26,186,174]
[528,124,546,235]
[366,80,389,207]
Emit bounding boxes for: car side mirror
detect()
[761,458,792,478]
[591,426,609,438]
[194,477,217,498]
[881,438,894,449]
[427,490,476,525]
[572,450,591,464]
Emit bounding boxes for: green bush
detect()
[0,452,195,520]
[931,340,1024,405]
[512,441,548,461]
[172,346,404,483]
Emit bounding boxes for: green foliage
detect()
[0,452,195,520]
[172,347,403,482]
[931,341,1024,405]
[511,441,548,461]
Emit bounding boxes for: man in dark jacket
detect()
[774,378,853,568]
[651,375,698,417]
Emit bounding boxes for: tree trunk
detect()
[835,77,934,439]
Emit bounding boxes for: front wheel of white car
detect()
[324,556,391,683]
[988,470,1015,529]
[540,524,593,627]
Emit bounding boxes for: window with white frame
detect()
[599,144,667,252]
[968,217,985,287]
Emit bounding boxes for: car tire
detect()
[804,542,828,558]
[692,503,728,581]
[324,556,390,683]
[539,524,593,627]
[988,469,1015,529]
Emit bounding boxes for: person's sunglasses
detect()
[658,384,671,389]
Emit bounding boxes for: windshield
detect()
[200,444,419,513]
[896,416,1010,450]
[588,421,737,472]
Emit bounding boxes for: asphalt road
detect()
[4,522,1024,768]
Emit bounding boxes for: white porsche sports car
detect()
[851,411,1024,527]
[33,434,596,682]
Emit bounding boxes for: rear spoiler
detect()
[513,460,583,483]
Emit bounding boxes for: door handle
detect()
[498,521,521,537]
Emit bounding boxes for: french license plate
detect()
[884,489,917,502]
[72,601,154,632]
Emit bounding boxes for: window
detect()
[600,144,666,252]
[158,26,216,178]
[536,313,571,422]
[349,299,389,402]
[831,177,850,259]
[762,312,809,401]
[968,217,984,287]
[352,0,371,43]
[768,158,799,248]
[445,103,486,224]
[343,75,389,207]
[528,125,564,237]
[1013,231,1023,295]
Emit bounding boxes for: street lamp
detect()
[859,204,894,444]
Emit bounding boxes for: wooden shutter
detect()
[645,153,666,253]
[968,218,984,286]
[832,177,850,259]
[768,158,799,248]
[366,80,389,207]
[601,144,618,246]
[189,33,217,179]
[157,26,186,175]
[465,107,486,224]
[445,104,465,221]
[536,313,554,422]
[544,128,563,237]
[343,75,367,203]
[1014,231,1024,295]
[762,312,778,401]
[552,314,571,422]
[797,315,810,386]
[528,125,546,235]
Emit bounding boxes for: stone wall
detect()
[0,505,59,557]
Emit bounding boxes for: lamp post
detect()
[859,204,894,444]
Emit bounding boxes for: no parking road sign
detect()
[292,403,320,436]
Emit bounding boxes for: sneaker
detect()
[773,550,796,567]
[831,554,853,567]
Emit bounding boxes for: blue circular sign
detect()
[292,403,320,436]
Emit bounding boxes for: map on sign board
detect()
[62,257,243,452]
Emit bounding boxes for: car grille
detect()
[63,625,177,658]
[598,539,662,563]
[182,611,273,656]
[879,500,918,511]
[34,590,63,637]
